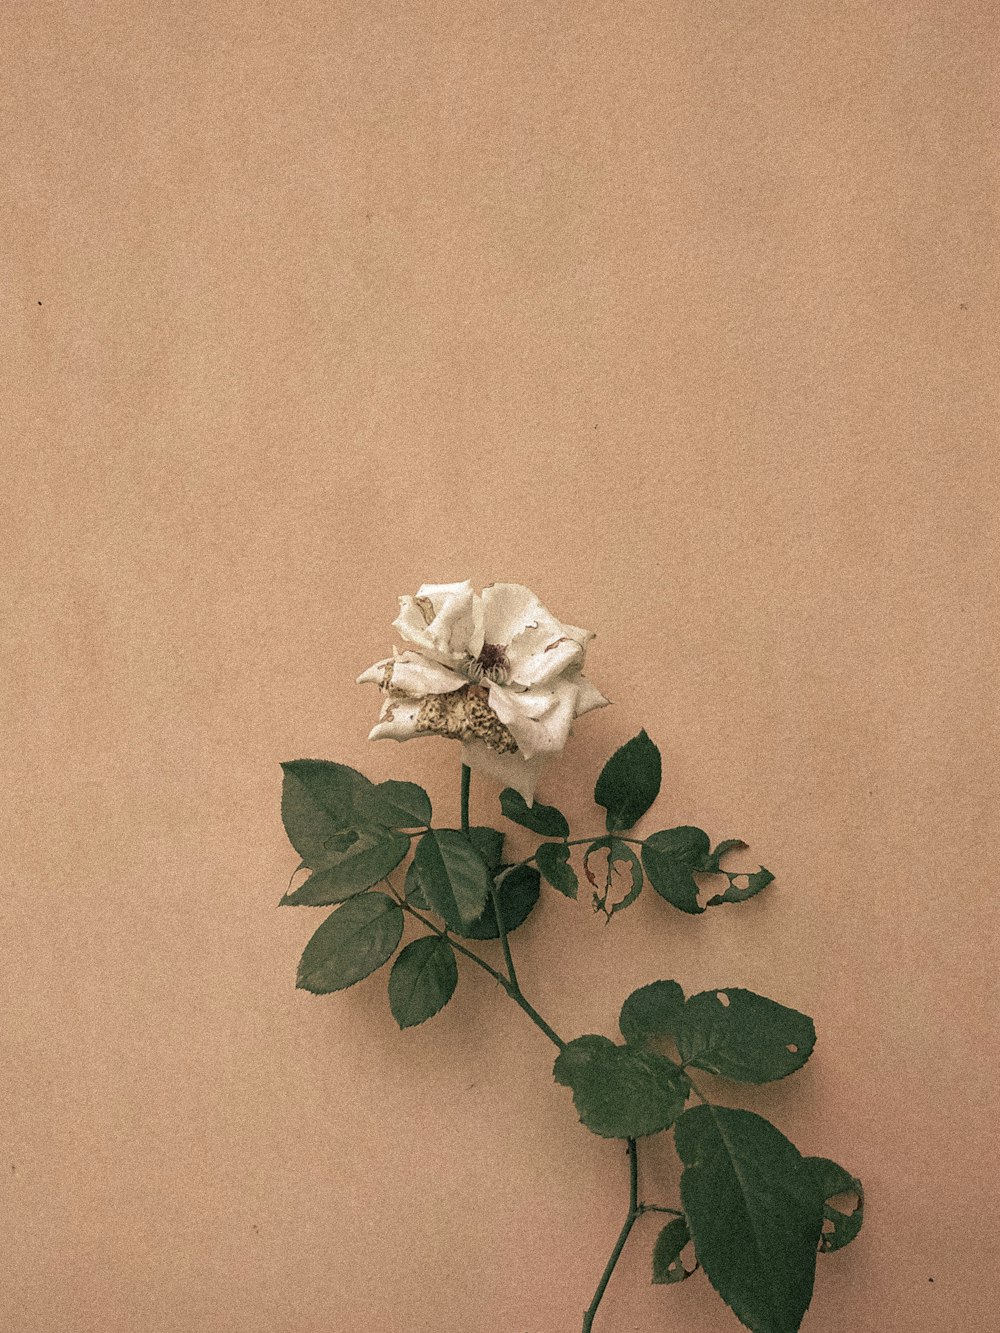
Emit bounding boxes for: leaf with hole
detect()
[652,1216,698,1285]
[280,759,384,868]
[641,827,711,915]
[296,892,404,994]
[701,838,748,873]
[584,836,643,917]
[536,841,578,898]
[675,1105,824,1333]
[676,988,816,1084]
[499,787,569,839]
[807,1157,864,1253]
[705,866,775,907]
[372,779,432,829]
[620,979,686,1047]
[388,936,458,1029]
[553,1035,690,1139]
[594,730,662,831]
[280,827,409,905]
[414,829,494,927]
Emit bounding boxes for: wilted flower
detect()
[357,581,609,802]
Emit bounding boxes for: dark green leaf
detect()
[403,856,540,939]
[641,827,711,915]
[584,836,643,918]
[372,779,432,829]
[388,936,458,1029]
[404,858,429,909]
[676,989,816,1084]
[280,759,382,868]
[594,730,662,831]
[647,826,712,867]
[536,841,578,898]
[702,838,748,873]
[807,1158,864,1254]
[456,864,541,940]
[295,892,404,994]
[706,867,775,908]
[467,825,504,873]
[553,1035,690,1139]
[280,827,409,905]
[675,1105,824,1333]
[620,980,686,1047]
[499,787,570,839]
[325,831,360,853]
[414,829,494,928]
[652,1217,697,1285]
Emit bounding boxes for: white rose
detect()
[357,581,609,802]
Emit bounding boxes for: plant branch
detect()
[464,763,522,999]
[582,1139,640,1332]
[460,762,471,836]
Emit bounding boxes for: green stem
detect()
[582,1139,640,1332]
[462,762,522,995]
[564,836,646,850]
[397,895,508,986]
[460,762,471,835]
[501,984,565,1050]
[488,878,520,993]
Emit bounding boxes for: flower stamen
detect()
[467,642,511,685]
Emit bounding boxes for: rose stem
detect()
[581,1139,640,1333]
[460,761,524,998]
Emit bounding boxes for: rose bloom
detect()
[357,580,609,802]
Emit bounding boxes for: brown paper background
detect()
[3,2,997,1330]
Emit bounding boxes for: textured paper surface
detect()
[3,3,997,1330]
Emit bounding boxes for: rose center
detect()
[467,642,511,685]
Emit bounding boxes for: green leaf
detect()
[594,730,662,831]
[404,857,540,940]
[536,841,578,898]
[467,825,504,872]
[641,827,711,914]
[807,1158,864,1254]
[414,829,494,928]
[372,780,432,829]
[455,864,541,941]
[296,892,404,994]
[701,838,748,873]
[705,867,775,908]
[620,980,686,1047]
[280,759,383,868]
[388,936,458,1029]
[676,989,816,1084]
[652,1217,697,1284]
[404,858,429,909]
[499,787,570,839]
[553,1035,690,1139]
[280,827,409,905]
[675,1105,824,1333]
[584,836,643,918]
